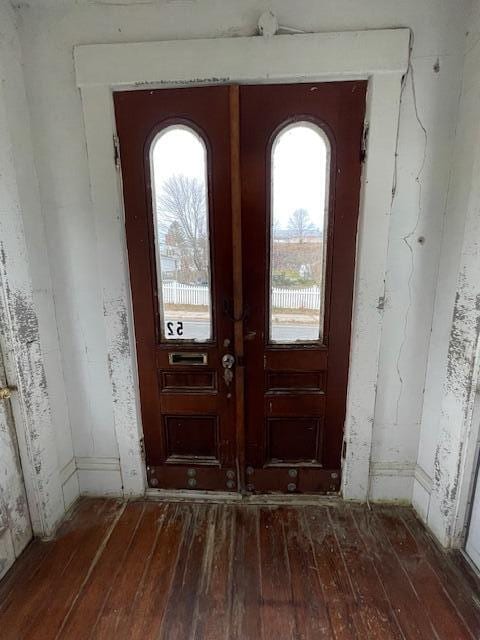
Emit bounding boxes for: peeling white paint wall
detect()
[0,0,73,535]
[10,0,473,502]
[0,345,31,580]
[414,0,480,546]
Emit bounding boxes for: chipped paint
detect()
[104,295,144,491]
[0,2,65,539]
[430,266,480,543]
[424,46,480,543]
[0,346,32,573]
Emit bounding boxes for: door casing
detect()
[74,29,410,500]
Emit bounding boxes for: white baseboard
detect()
[59,457,76,485]
[59,458,80,510]
[412,465,433,524]
[59,457,123,498]
[414,464,433,493]
[75,457,123,496]
[368,461,415,503]
[75,457,121,472]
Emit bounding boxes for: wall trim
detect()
[370,462,416,477]
[74,28,409,500]
[414,464,434,494]
[75,456,121,472]
[59,457,76,486]
[75,29,410,89]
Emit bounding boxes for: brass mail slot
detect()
[168,352,208,366]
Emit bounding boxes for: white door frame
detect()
[74,28,410,500]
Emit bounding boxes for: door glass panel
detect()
[151,125,212,341]
[269,122,330,343]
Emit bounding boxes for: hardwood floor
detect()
[0,498,479,639]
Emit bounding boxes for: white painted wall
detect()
[11,0,473,501]
[0,0,75,532]
[414,0,480,546]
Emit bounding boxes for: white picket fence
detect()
[271,286,321,310]
[163,281,320,310]
[163,281,210,306]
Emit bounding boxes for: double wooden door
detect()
[115,81,366,494]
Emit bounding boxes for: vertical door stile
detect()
[229,85,246,493]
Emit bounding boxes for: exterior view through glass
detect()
[269,122,330,343]
[151,125,212,342]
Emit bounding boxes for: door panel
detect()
[0,351,32,579]
[114,87,237,491]
[241,82,367,493]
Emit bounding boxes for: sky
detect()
[151,122,329,232]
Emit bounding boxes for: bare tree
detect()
[157,174,208,276]
[287,208,315,243]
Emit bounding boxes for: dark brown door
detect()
[241,82,366,493]
[114,86,238,491]
[115,81,366,494]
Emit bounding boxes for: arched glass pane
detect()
[270,122,330,343]
[151,125,212,341]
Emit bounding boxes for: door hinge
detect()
[342,440,347,459]
[360,121,369,163]
[113,135,121,170]
[139,436,145,461]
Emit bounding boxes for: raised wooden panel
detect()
[264,349,327,371]
[164,415,219,463]
[266,418,322,464]
[161,370,217,392]
[160,395,219,413]
[266,371,325,392]
[265,393,325,416]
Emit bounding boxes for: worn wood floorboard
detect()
[230,505,263,640]
[90,502,163,639]
[377,509,473,640]
[304,506,360,639]
[0,498,479,640]
[1,499,122,640]
[328,505,404,640]
[400,508,480,637]
[351,507,438,640]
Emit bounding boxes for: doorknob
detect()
[0,386,16,401]
[222,354,235,369]
[222,353,235,387]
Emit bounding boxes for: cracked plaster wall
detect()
[11,0,473,501]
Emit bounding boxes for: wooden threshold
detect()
[144,488,342,506]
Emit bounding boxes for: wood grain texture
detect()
[1,498,479,640]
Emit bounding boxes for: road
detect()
[164,319,318,342]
